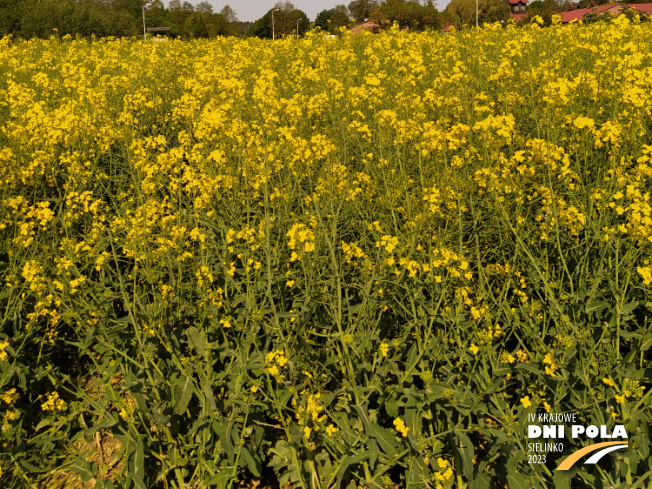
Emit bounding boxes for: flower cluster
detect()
[265,349,289,378]
[41,391,67,412]
[287,223,316,262]
[393,417,409,437]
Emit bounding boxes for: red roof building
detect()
[560,2,652,22]
[349,20,380,34]
[510,0,529,21]
[442,22,455,32]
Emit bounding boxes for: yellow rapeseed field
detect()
[1,16,652,488]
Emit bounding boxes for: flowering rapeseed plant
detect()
[0,17,652,488]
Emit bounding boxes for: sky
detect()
[172,1,446,23]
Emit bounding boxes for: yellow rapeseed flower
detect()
[393,417,409,437]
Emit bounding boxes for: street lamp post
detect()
[272,8,280,40]
[476,0,479,28]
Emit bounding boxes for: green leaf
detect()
[508,474,531,489]
[115,315,133,325]
[353,404,372,433]
[72,460,95,482]
[474,472,492,489]
[369,438,379,469]
[239,446,261,477]
[174,373,194,415]
[128,435,146,489]
[206,469,236,488]
[640,334,652,352]
[354,404,399,457]
[515,363,544,374]
[86,415,118,435]
[95,480,116,489]
[336,451,369,488]
[315,450,335,480]
[406,342,419,367]
[408,456,430,488]
[453,431,475,485]
[385,396,398,418]
[620,331,640,340]
[187,326,207,357]
[35,419,52,432]
[621,301,638,316]
[373,424,399,457]
[585,301,609,315]
[203,377,217,411]
[552,468,571,489]
[216,420,235,462]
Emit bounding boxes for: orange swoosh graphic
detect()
[556,441,627,471]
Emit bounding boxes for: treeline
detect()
[0,0,245,39]
[317,0,445,32]
[1,0,574,40]
[0,0,454,40]
[250,1,311,38]
[445,0,512,26]
[251,0,447,39]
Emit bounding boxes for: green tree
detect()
[184,11,208,37]
[195,1,213,14]
[0,0,241,39]
[144,0,173,31]
[348,0,379,21]
[315,8,334,30]
[0,0,22,35]
[527,0,562,23]
[220,5,238,23]
[182,7,232,37]
[110,0,144,21]
[330,4,351,29]
[218,5,238,35]
[20,0,138,37]
[446,0,510,26]
[315,5,350,32]
[251,2,310,39]
[169,0,194,36]
[372,0,443,30]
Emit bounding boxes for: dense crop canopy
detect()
[1,18,652,487]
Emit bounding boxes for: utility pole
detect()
[142,2,146,40]
[297,19,299,38]
[476,0,478,28]
[272,8,279,40]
